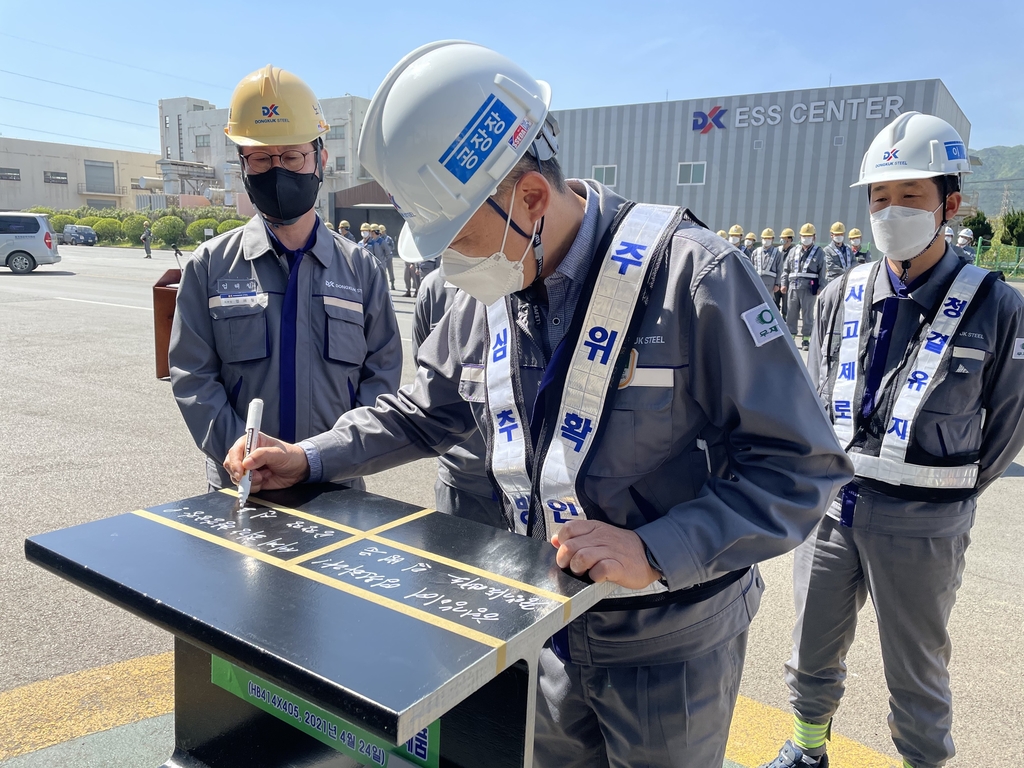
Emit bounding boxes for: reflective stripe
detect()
[793,271,818,279]
[460,365,485,383]
[621,367,673,388]
[951,346,985,361]
[759,270,777,278]
[323,296,363,315]
[850,453,978,488]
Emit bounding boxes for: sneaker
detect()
[758,741,827,768]
[403,290,411,297]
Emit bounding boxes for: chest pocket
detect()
[323,302,367,365]
[210,303,269,363]
[589,385,674,477]
[914,349,987,458]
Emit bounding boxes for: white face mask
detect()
[441,182,536,306]
[957,236,970,246]
[744,239,755,248]
[869,203,942,262]
[729,235,741,245]
[833,235,845,244]
[801,236,814,246]
[762,239,773,248]
[850,238,861,246]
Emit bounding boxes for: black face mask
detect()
[243,157,322,225]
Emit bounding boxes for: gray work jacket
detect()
[809,246,1024,536]
[411,269,494,500]
[748,245,783,292]
[304,183,852,665]
[823,243,855,282]
[782,244,826,291]
[169,217,402,488]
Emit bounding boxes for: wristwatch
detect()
[643,542,669,587]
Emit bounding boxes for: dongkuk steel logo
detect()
[255,104,288,125]
[262,104,280,117]
[692,106,728,134]
[875,147,907,169]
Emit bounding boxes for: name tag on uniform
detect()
[210,280,266,308]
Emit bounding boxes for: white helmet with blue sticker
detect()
[358,40,559,263]
[851,111,972,188]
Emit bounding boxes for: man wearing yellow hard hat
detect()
[168,64,402,490]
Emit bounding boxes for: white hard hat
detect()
[358,40,558,263]
[960,227,973,238]
[851,112,972,188]
[945,226,955,236]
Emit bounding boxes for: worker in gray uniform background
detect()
[822,222,854,282]
[778,227,796,314]
[378,224,397,289]
[412,268,505,529]
[781,223,826,349]
[169,65,402,491]
[742,231,757,258]
[849,227,871,263]
[956,227,976,263]
[749,227,783,299]
[763,112,1024,768]
[337,219,357,242]
[224,41,853,768]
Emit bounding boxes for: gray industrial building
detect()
[551,79,971,236]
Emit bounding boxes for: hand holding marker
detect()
[236,398,264,510]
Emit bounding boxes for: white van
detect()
[0,213,61,273]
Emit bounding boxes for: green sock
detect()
[792,716,829,751]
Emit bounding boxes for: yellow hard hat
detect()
[144,220,150,226]
[717,230,727,238]
[360,223,370,231]
[830,221,845,235]
[849,228,862,239]
[370,223,380,231]
[728,224,744,237]
[761,228,775,239]
[745,232,756,241]
[339,220,351,229]
[325,221,336,230]
[225,64,330,147]
[780,228,795,239]
[800,223,816,237]
[378,224,387,233]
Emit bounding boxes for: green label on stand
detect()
[210,655,439,768]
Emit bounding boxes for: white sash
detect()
[486,203,680,595]
[831,262,874,446]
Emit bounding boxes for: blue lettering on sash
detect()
[548,499,582,524]
[924,331,949,354]
[560,413,593,452]
[839,362,855,381]
[943,297,967,318]
[846,285,864,302]
[843,320,860,338]
[888,417,909,440]
[492,328,508,362]
[496,409,518,441]
[834,400,852,420]
[582,326,618,365]
[611,241,646,274]
[907,370,929,391]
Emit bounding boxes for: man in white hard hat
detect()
[955,227,976,264]
[762,112,1024,768]
[168,65,402,490]
[224,41,851,767]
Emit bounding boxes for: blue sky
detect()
[1,0,1020,153]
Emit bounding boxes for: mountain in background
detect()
[966,145,1024,216]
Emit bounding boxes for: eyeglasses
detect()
[242,149,315,174]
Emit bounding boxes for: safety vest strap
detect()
[850,452,978,489]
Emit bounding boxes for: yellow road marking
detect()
[131,510,507,665]
[0,652,173,761]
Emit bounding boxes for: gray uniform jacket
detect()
[411,269,494,500]
[823,243,854,282]
[852,247,872,264]
[808,246,1024,536]
[782,244,826,291]
[304,181,852,666]
[169,217,402,488]
[748,245,783,292]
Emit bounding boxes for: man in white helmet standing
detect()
[956,227,976,263]
[761,112,1024,768]
[168,65,402,490]
[224,41,851,767]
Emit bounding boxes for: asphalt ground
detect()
[1,246,1021,767]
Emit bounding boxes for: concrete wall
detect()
[0,138,160,212]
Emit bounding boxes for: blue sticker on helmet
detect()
[439,95,516,184]
[944,141,966,162]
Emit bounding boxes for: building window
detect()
[592,165,617,186]
[131,178,142,190]
[326,125,346,141]
[86,199,117,209]
[192,104,204,112]
[164,115,170,129]
[195,134,211,147]
[44,171,69,184]
[753,139,764,150]
[336,157,346,172]
[166,146,171,159]
[83,159,116,194]
[0,167,21,181]
[833,136,845,147]
[677,162,707,186]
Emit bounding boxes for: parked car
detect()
[0,213,61,274]
[61,224,97,246]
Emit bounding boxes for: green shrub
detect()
[76,216,101,228]
[26,206,56,214]
[122,215,149,244]
[92,218,123,242]
[217,219,246,235]
[50,214,77,233]
[961,211,993,243]
[153,216,188,246]
[186,217,221,243]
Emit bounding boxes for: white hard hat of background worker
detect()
[851,111,970,272]
[958,227,974,246]
[358,41,559,275]
[224,64,330,226]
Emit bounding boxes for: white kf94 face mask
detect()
[440,181,538,307]
[869,203,942,263]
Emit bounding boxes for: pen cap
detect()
[245,398,264,431]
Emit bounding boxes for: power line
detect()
[0,69,154,106]
[0,96,155,129]
[0,123,157,153]
[0,32,230,91]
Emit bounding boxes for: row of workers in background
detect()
[327,219,440,299]
[718,222,979,349]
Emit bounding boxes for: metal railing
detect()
[976,240,1024,278]
[77,183,127,196]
